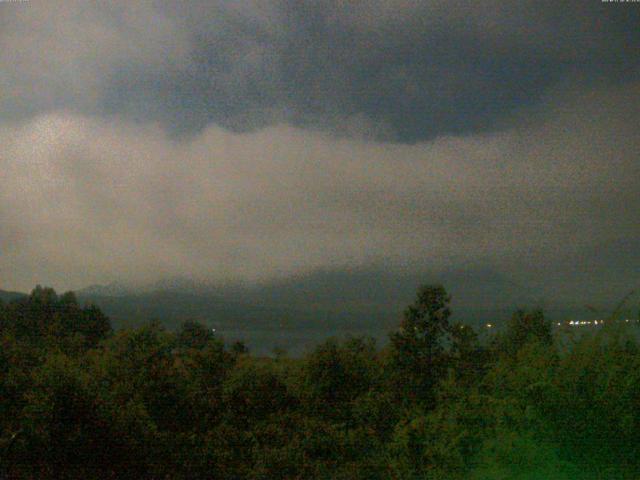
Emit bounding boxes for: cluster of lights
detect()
[564,319,638,326]
[482,319,639,329]
[568,320,601,326]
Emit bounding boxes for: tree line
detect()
[1,284,639,479]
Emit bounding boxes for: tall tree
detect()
[389,285,452,407]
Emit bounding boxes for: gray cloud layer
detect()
[1,82,638,293]
[0,1,638,299]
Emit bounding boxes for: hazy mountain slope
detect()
[0,289,27,303]
[73,268,546,353]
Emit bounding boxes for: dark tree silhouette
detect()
[389,285,452,407]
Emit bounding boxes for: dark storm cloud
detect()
[1,83,638,292]
[2,0,638,141]
[0,1,638,297]
[122,0,640,141]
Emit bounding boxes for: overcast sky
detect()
[0,0,638,300]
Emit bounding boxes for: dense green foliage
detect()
[1,285,639,479]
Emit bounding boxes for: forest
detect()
[1,285,640,479]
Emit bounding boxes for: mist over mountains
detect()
[5,267,629,355]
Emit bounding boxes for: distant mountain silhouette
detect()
[77,281,132,297]
[68,267,550,354]
[0,289,27,303]
[5,267,629,355]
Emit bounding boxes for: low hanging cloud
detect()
[1,1,638,141]
[0,1,638,295]
[1,83,638,292]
